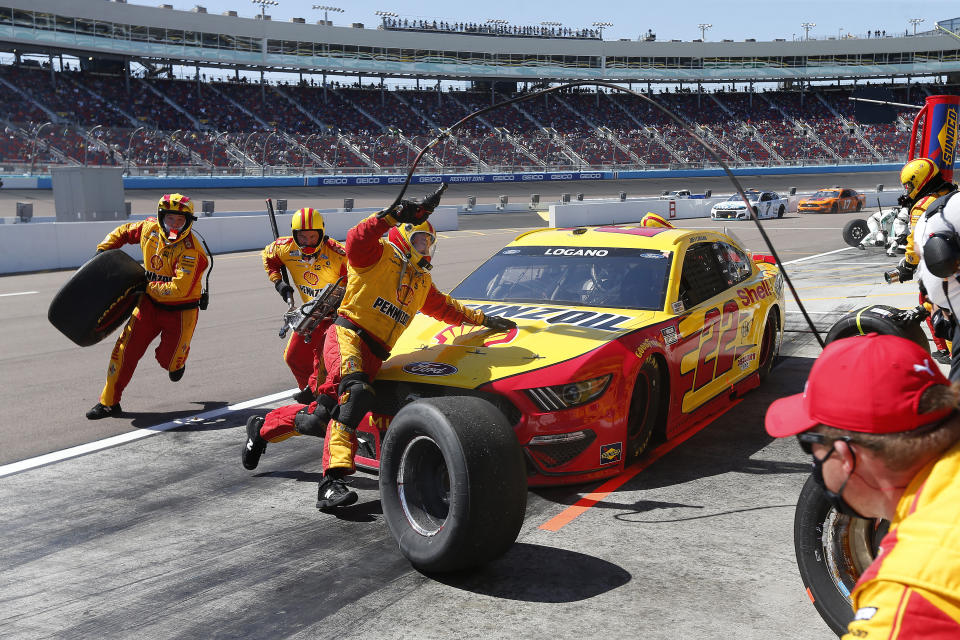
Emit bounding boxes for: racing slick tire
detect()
[830,203,838,214]
[777,205,785,218]
[757,310,781,382]
[793,474,888,637]
[626,357,666,460]
[379,396,527,573]
[855,202,862,213]
[752,206,759,217]
[823,305,929,353]
[47,249,147,347]
[841,219,869,247]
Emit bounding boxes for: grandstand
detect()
[0,1,958,176]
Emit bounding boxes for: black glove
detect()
[932,308,955,340]
[275,280,295,303]
[897,193,912,208]
[391,199,431,225]
[96,249,105,255]
[482,315,517,332]
[896,259,916,282]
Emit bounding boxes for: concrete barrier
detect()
[0,205,457,274]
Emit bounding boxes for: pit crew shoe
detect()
[292,387,315,404]
[169,367,185,382]
[86,403,122,420]
[933,349,951,365]
[242,416,267,470]
[316,475,358,512]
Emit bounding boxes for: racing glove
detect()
[482,314,517,332]
[275,280,295,304]
[897,193,913,209]
[895,258,916,282]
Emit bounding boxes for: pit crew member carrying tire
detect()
[86,193,209,419]
[263,207,347,404]
[242,185,516,511]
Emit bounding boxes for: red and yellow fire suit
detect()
[96,218,209,405]
[843,439,960,639]
[259,214,485,464]
[262,236,347,392]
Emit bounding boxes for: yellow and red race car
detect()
[798,187,866,213]
[356,224,784,487]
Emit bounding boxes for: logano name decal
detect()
[737,279,775,306]
[543,248,609,257]
[470,303,631,331]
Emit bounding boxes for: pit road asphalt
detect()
[0,172,917,638]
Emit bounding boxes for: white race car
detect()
[710,190,787,220]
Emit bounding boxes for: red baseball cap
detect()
[765,334,953,438]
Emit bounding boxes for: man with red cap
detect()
[765,334,960,639]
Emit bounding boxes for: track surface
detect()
[1,176,919,638]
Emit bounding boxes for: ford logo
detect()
[402,361,459,376]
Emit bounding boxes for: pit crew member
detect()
[86,193,209,419]
[263,207,347,404]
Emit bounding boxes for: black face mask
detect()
[810,444,869,520]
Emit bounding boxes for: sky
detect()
[136,0,958,42]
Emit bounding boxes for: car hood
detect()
[377,301,659,389]
[714,201,748,209]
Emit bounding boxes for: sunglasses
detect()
[796,431,853,456]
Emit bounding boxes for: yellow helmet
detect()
[388,220,437,272]
[640,212,674,228]
[291,207,325,256]
[900,158,940,200]
[157,193,196,242]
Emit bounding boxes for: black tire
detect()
[794,475,888,636]
[824,304,929,353]
[831,203,838,214]
[841,219,869,247]
[855,202,862,213]
[777,205,785,218]
[757,309,780,382]
[626,357,665,460]
[752,205,759,216]
[47,250,146,347]
[379,396,527,573]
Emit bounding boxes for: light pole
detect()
[313,4,343,24]
[486,18,508,34]
[29,121,53,176]
[697,23,712,41]
[301,133,319,177]
[84,124,105,167]
[838,27,844,39]
[242,130,260,176]
[124,125,146,175]
[592,22,613,39]
[801,22,815,40]
[909,18,925,35]
[375,10,398,27]
[210,131,228,176]
[251,0,278,19]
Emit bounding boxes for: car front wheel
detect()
[626,357,666,460]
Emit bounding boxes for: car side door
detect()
[675,241,749,413]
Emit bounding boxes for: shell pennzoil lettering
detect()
[737,279,775,306]
[469,303,631,331]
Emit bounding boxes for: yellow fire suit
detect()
[843,439,960,639]
[904,185,957,267]
[262,236,347,390]
[96,218,209,405]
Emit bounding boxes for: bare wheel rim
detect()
[397,435,450,537]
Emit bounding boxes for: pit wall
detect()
[0,206,457,274]
[0,163,901,190]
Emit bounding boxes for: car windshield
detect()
[726,192,760,202]
[812,190,840,199]
[452,246,673,310]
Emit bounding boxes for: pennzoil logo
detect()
[939,106,958,166]
[600,442,622,464]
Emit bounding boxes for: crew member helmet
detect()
[157,193,196,242]
[388,220,437,272]
[900,157,940,201]
[291,207,325,256]
[640,212,674,228]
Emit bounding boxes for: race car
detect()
[660,189,693,199]
[797,187,865,213]
[354,224,785,488]
[710,190,788,220]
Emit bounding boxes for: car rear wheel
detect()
[379,396,527,573]
[757,310,780,382]
[831,203,838,213]
[626,357,665,460]
[777,205,785,218]
[841,219,869,247]
[855,202,862,212]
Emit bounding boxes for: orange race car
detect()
[797,187,866,213]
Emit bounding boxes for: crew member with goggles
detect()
[86,193,209,419]
[888,158,958,366]
[262,207,347,404]
[241,185,517,511]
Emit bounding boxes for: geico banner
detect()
[311,172,612,186]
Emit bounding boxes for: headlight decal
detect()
[525,374,613,411]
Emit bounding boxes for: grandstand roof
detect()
[1,0,959,83]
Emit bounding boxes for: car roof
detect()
[509,225,736,250]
